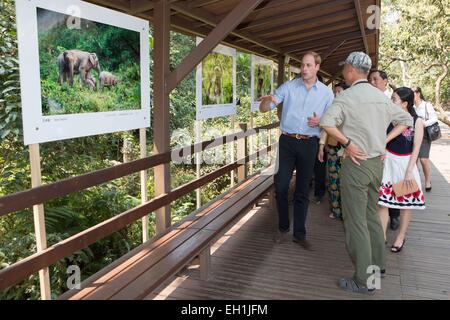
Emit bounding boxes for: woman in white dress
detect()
[412,86,438,192]
[378,87,425,253]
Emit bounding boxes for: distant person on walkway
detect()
[369,69,401,231]
[369,69,392,97]
[320,52,413,294]
[259,52,334,250]
[318,82,349,220]
[412,86,438,192]
[378,87,425,253]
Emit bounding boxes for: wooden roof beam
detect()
[354,0,369,53]
[171,1,283,54]
[237,0,352,31]
[257,10,356,39]
[321,40,347,63]
[166,0,265,92]
[282,30,375,54]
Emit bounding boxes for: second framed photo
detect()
[251,55,273,112]
[196,37,236,120]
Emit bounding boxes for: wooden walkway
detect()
[149,123,450,300]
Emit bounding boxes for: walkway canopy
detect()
[88,0,380,81]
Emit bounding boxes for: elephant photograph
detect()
[201,52,233,106]
[253,63,272,101]
[37,7,141,115]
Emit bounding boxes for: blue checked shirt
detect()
[270,78,334,137]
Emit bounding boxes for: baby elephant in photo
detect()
[99,71,118,89]
[85,74,97,91]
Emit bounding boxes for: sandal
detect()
[337,277,376,295]
[391,239,406,253]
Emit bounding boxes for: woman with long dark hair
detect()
[378,87,425,253]
[412,86,438,192]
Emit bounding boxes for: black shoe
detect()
[390,217,400,230]
[425,183,432,192]
[391,239,406,253]
[292,237,312,250]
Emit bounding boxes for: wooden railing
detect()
[0,122,279,292]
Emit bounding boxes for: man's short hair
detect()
[302,51,321,65]
[369,69,388,80]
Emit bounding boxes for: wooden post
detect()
[249,113,254,175]
[195,120,202,209]
[230,115,235,187]
[139,128,149,243]
[268,111,272,163]
[153,0,171,234]
[199,245,211,280]
[29,144,51,300]
[237,123,248,183]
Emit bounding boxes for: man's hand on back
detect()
[307,112,320,127]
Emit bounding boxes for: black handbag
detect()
[424,102,441,141]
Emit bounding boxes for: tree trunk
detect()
[434,64,449,126]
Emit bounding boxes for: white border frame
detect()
[15,0,151,145]
[196,37,236,120]
[251,55,273,112]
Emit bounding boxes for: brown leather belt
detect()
[282,132,314,140]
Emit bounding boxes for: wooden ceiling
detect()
[86,0,380,79]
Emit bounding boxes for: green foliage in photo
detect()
[37,8,141,115]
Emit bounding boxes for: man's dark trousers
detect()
[274,134,318,240]
[389,208,400,228]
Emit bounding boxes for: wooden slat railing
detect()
[0,122,278,217]
[0,122,279,290]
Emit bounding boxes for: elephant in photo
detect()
[57,49,100,88]
[99,71,118,90]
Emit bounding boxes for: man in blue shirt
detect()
[259,52,334,248]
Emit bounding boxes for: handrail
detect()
[0,122,279,217]
[0,143,276,290]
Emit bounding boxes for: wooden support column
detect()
[354,0,369,54]
[237,123,248,183]
[29,144,51,300]
[276,55,285,133]
[153,0,171,234]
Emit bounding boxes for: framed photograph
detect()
[15,0,151,145]
[196,37,236,120]
[251,55,273,112]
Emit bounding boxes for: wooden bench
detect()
[59,169,274,300]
